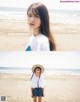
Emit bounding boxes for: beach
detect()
[0,19,80,51]
[0,73,80,102]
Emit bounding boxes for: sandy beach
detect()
[0,19,80,51]
[0,73,80,102]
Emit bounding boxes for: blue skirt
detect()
[32,88,43,97]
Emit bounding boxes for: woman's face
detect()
[27,9,41,31]
[35,68,41,74]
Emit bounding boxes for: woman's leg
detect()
[33,97,37,102]
[38,97,42,102]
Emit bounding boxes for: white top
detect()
[26,34,50,51]
[30,74,45,88]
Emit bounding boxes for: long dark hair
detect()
[27,2,56,51]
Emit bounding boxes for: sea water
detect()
[0,67,80,75]
[0,7,80,24]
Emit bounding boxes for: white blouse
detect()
[30,74,45,88]
[26,34,50,51]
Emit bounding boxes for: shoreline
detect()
[0,72,80,76]
[0,68,80,75]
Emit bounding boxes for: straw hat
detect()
[32,64,44,73]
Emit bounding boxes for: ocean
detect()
[0,7,80,24]
[0,67,80,75]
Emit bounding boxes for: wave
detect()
[0,7,80,24]
[0,67,80,75]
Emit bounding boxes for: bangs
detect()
[27,7,39,16]
[35,67,41,71]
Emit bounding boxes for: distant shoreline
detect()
[0,68,80,75]
[0,7,80,12]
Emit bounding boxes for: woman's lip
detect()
[30,23,34,25]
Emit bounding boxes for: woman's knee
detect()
[33,97,37,102]
[38,97,42,102]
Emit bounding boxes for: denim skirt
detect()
[32,88,43,97]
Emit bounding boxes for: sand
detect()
[0,19,80,51]
[0,73,80,102]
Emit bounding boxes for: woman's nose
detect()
[30,16,35,22]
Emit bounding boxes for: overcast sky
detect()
[0,0,80,10]
[0,52,80,69]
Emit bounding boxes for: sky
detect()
[0,52,80,69]
[0,0,80,10]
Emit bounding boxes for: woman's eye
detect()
[35,15,40,18]
[28,14,32,17]
[27,14,40,20]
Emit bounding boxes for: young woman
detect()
[30,64,45,102]
[26,2,56,51]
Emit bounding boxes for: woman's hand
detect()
[42,88,44,97]
[31,94,34,98]
[43,93,44,97]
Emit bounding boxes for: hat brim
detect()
[32,64,44,73]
